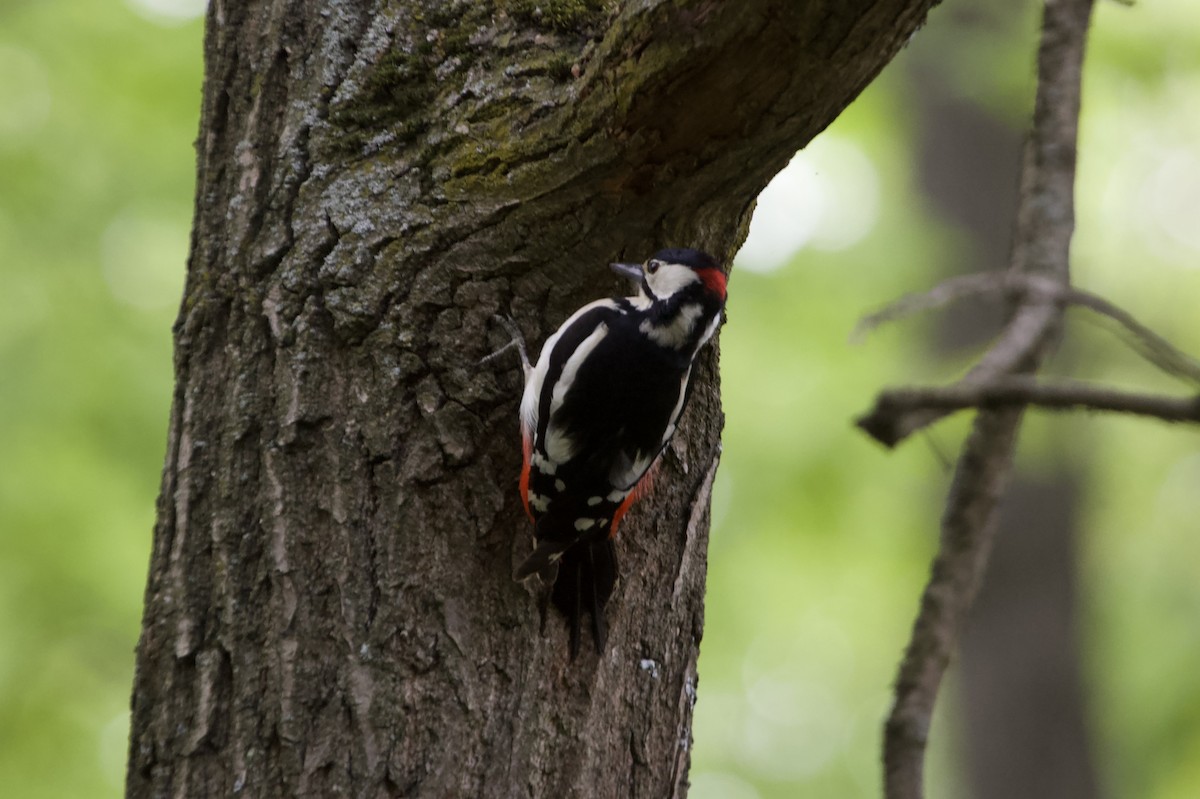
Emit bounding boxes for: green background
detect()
[1,1,1197,796]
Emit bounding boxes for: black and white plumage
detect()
[511,248,727,656]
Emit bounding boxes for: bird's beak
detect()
[609,262,643,285]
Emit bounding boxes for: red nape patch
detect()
[698,267,727,300]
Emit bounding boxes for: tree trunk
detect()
[127,1,938,796]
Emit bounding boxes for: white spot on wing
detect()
[532,452,558,475]
[574,518,596,531]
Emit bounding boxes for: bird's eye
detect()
[646,260,661,275]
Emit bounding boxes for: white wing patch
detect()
[538,320,610,464]
[520,299,622,439]
[544,427,576,463]
[550,322,608,416]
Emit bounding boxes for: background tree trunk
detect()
[126,1,938,796]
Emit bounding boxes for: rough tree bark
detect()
[127,1,938,796]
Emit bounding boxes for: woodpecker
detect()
[502,248,727,656]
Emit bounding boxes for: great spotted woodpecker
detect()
[502,248,727,656]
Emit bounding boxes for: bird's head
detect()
[610,248,727,306]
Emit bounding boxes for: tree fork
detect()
[128,1,939,796]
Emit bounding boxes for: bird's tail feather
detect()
[550,538,617,658]
[513,537,572,582]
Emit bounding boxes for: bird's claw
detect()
[480,314,532,379]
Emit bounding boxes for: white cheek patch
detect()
[647,263,701,299]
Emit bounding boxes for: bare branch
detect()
[851,273,1007,344]
[881,1,1095,797]
[858,377,1200,447]
[884,408,1024,798]
[1067,288,1200,386]
[854,271,1200,389]
[874,301,1062,446]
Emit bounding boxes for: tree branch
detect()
[854,272,1200,390]
[858,377,1200,447]
[881,1,1095,797]
[1067,285,1200,386]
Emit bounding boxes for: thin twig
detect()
[1067,288,1200,386]
[881,1,1095,797]
[854,272,1200,390]
[851,273,1007,344]
[858,377,1200,447]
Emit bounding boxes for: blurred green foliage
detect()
[0,1,1196,798]
[0,1,198,795]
